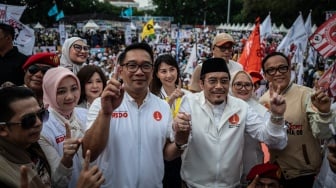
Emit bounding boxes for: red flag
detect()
[238,17,263,73]
[318,63,336,97]
[309,14,336,58]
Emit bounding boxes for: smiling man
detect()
[0,86,51,187]
[259,52,333,187]
[22,52,60,105]
[176,58,287,187]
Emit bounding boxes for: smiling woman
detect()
[60,37,89,74]
[40,66,88,188]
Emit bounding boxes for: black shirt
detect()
[0,47,28,86]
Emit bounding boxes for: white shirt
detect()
[86,91,173,188]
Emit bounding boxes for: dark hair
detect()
[0,23,15,40]
[0,86,37,123]
[150,54,180,96]
[76,65,107,104]
[118,42,154,65]
[261,52,290,71]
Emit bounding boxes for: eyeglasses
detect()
[205,78,230,85]
[0,108,48,129]
[72,44,89,52]
[120,62,153,73]
[27,64,51,74]
[264,65,289,75]
[233,82,253,90]
[215,45,233,52]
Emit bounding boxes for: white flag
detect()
[260,13,272,40]
[0,3,26,21]
[5,16,35,56]
[184,44,198,75]
[305,10,312,37]
[277,13,308,56]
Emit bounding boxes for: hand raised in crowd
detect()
[61,122,82,168]
[327,143,336,173]
[76,150,105,188]
[269,82,286,117]
[20,165,28,188]
[167,81,184,107]
[173,112,192,145]
[311,88,331,113]
[100,65,124,115]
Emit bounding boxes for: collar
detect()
[0,137,33,164]
[124,89,151,105]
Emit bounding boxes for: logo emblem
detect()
[153,111,162,121]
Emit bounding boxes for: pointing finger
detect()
[20,165,28,188]
[65,122,71,139]
[269,82,274,98]
[83,150,91,171]
[178,78,182,90]
[112,64,120,80]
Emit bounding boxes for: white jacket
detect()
[180,92,287,188]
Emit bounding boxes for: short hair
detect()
[261,52,290,72]
[76,65,107,104]
[0,23,15,40]
[150,54,180,96]
[118,43,154,64]
[0,87,37,123]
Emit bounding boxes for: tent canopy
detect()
[34,22,44,29]
[83,19,100,31]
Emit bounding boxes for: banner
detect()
[141,18,155,40]
[6,16,35,56]
[309,14,336,58]
[238,17,262,73]
[0,3,26,22]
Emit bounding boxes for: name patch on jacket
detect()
[112,111,128,118]
[229,114,240,128]
[286,121,303,136]
[55,135,65,143]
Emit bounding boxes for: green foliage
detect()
[1,0,336,26]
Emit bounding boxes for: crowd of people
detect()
[0,22,336,188]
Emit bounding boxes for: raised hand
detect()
[62,122,82,168]
[173,112,191,145]
[76,150,105,188]
[311,88,331,113]
[101,65,124,115]
[269,82,286,116]
[167,79,184,107]
[20,165,28,188]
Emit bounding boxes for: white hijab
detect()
[60,37,87,74]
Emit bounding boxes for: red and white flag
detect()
[318,63,336,97]
[309,14,336,58]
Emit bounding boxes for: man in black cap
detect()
[174,58,288,187]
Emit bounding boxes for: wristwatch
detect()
[270,114,284,122]
[175,142,188,150]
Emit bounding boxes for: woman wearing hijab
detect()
[230,71,269,187]
[60,37,89,74]
[39,67,87,188]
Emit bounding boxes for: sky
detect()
[135,0,150,7]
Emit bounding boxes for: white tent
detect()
[154,23,162,29]
[34,22,44,29]
[83,20,100,31]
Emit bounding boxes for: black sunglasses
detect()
[0,108,49,129]
[28,64,51,74]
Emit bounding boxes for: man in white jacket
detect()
[175,58,288,188]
